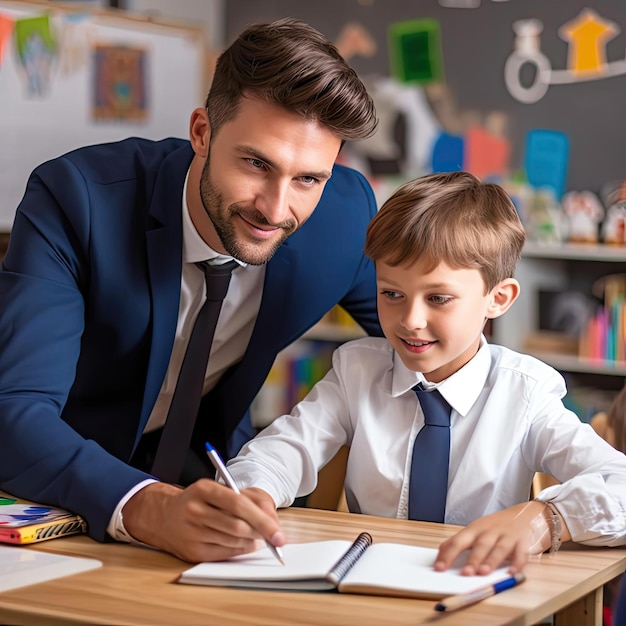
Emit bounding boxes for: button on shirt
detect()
[228,336,626,547]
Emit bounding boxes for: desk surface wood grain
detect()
[0,507,624,626]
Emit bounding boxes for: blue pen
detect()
[434,572,526,612]
[204,442,285,566]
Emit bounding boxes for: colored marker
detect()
[434,572,526,612]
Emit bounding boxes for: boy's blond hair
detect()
[364,171,526,293]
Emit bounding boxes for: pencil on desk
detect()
[434,572,526,612]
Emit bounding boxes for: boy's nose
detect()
[402,303,427,330]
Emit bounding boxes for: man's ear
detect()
[486,278,520,319]
[189,107,211,158]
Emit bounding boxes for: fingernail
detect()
[270,531,285,546]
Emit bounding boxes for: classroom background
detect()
[2,0,625,431]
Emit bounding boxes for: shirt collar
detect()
[181,170,246,267]
[390,335,491,417]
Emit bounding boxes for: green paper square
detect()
[388,19,444,84]
[14,15,56,58]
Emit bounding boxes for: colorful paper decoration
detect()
[388,19,444,84]
[559,8,619,76]
[0,13,13,67]
[431,132,464,173]
[14,14,56,59]
[13,14,57,96]
[335,22,376,61]
[93,45,148,121]
[464,124,510,180]
[505,9,626,104]
[524,129,569,200]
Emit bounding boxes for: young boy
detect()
[227,171,626,575]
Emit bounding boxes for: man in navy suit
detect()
[0,18,381,562]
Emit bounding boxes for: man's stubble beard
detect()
[198,158,297,266]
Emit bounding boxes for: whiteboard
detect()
[0,1,206,230]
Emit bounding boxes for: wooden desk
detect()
[0,507,624,625]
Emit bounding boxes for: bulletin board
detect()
[225,0,626,197]
[0,0,206,230]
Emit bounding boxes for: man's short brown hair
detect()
[206,18,377,141]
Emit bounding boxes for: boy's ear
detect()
[486,278,520,319]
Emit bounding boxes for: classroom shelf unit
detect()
[491,241,626,377]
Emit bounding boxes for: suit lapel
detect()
[136,145,193,445]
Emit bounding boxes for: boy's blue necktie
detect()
[408,385,452,523]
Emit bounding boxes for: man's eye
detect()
[382,290,401,299]
[247,158,265,169]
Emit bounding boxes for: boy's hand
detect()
[434,500,568,575]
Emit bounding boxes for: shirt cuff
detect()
[107,479,158,543]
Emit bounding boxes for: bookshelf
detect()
[492,242,626,370]
[491,241,626,420]
[250,306,365,429]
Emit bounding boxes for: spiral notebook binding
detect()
[326,532,373,585]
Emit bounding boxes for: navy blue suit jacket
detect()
[0,138,381,540]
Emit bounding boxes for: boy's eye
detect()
[430,295,453,305]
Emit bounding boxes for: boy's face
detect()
[376,259,503,383]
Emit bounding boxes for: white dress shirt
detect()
[228,336,626,547]
[107,173,266,541]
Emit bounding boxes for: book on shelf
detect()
[0,491,86,544]
[580,274,626,363]
[251,340,335,428]
[178,532,511,599]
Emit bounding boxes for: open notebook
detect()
[178,532,512,599]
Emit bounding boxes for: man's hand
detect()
[121,481,285,563]
[434,500,570,576]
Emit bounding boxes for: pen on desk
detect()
[204,442,285,566]
[434,572,526,613]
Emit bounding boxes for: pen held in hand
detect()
[434,572,526,612]
[204,442,285,566]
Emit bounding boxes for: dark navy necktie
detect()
[151,259,239,483]
[408,385,452,523]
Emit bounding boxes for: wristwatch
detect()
[542,501,563,554]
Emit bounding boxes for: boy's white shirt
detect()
[228,336,626,547]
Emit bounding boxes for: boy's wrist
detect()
[536,499,563,553]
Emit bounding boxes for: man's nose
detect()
[255,181,291,225]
